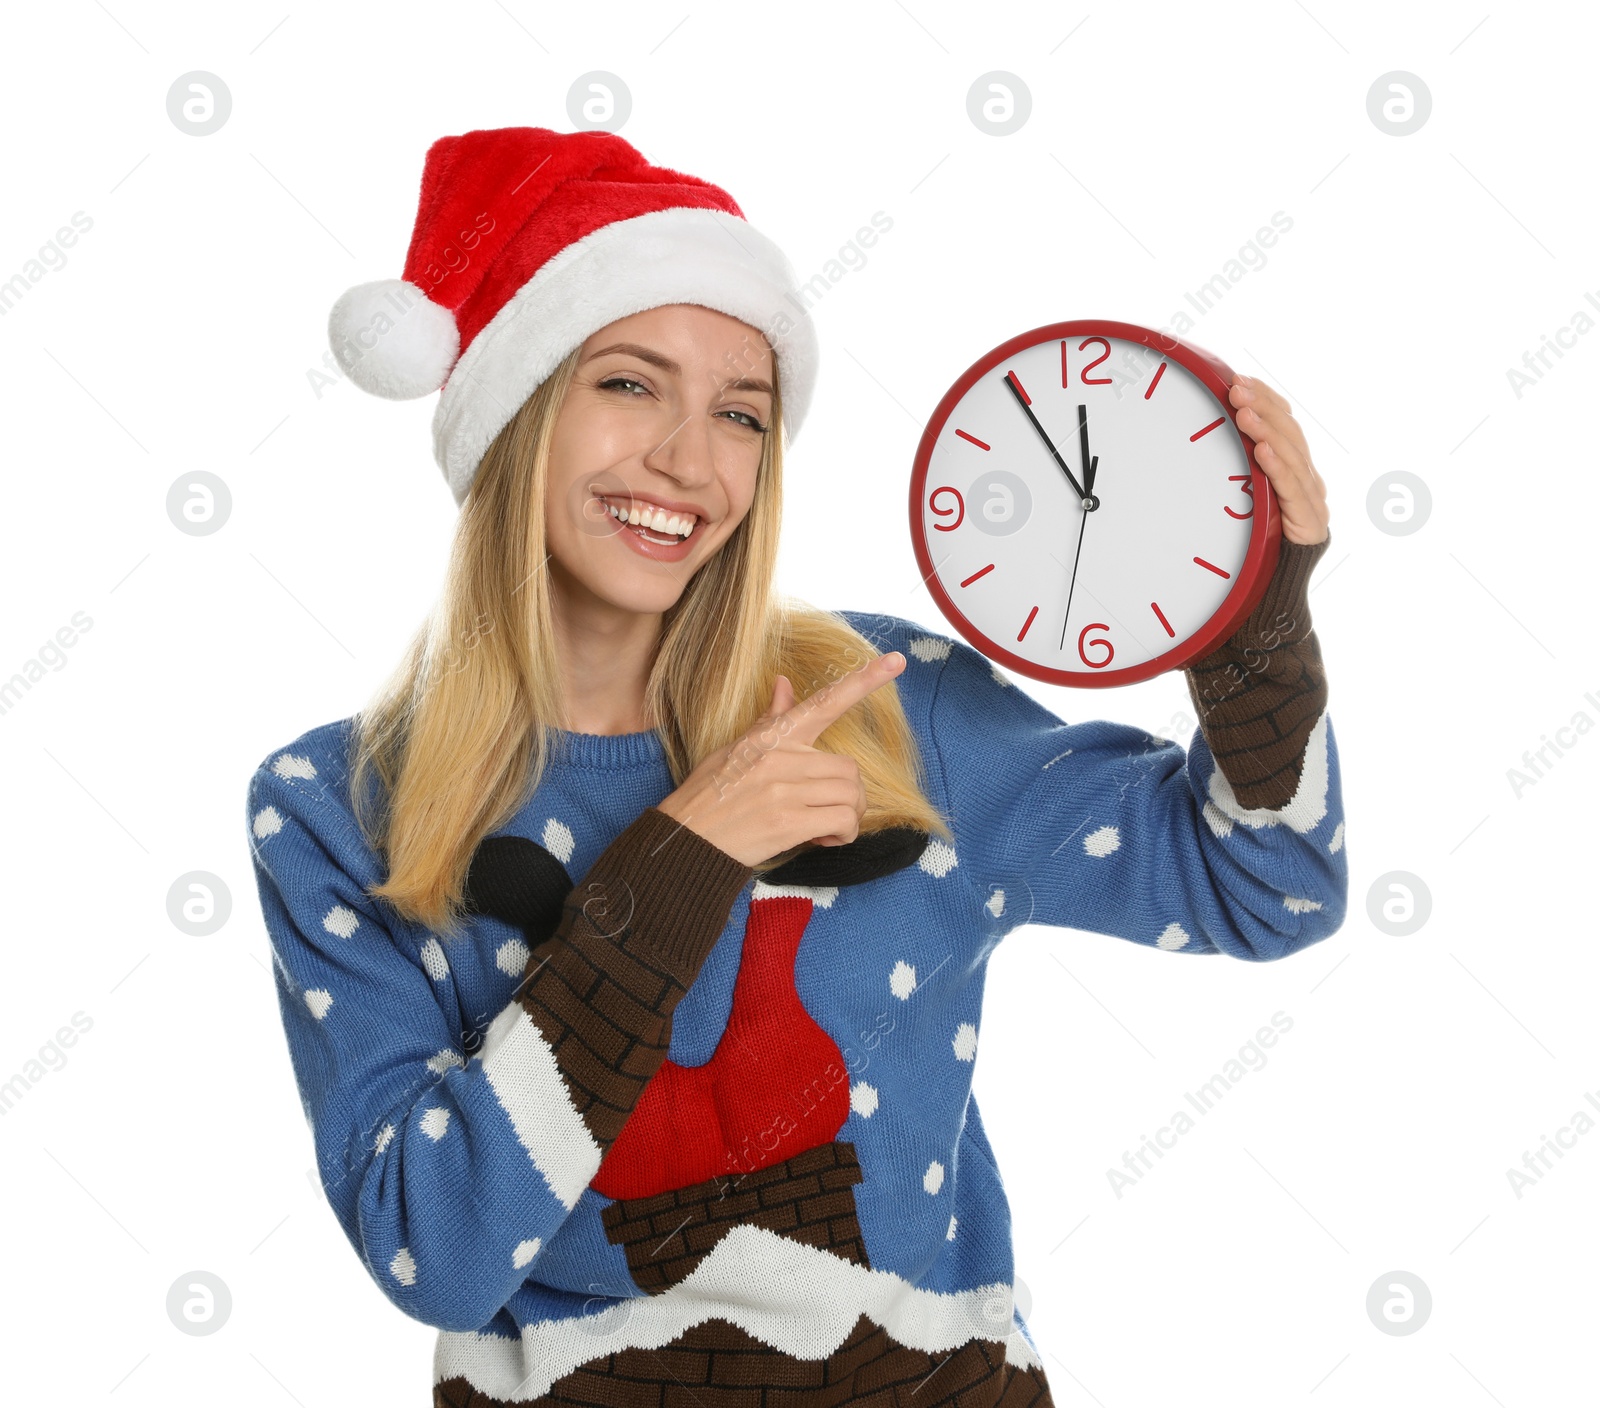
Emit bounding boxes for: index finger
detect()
[780,650,906,748]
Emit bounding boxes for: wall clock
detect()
[908,319,1281,688]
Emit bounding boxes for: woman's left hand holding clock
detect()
[1229,375,1330,547]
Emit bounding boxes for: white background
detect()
[2,1,1595,1403]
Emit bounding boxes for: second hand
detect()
[1059,457,1096,653]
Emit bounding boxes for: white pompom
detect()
[328,279,459,399]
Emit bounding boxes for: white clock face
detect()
[917,332,1257,680]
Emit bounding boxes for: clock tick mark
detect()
[1005,370,1031,406]
[960,563,995,588]
[1193,557,1231,579]
[954,429,990,450]
[1018,605,1039,641]
[1190,416,1226,441]
[1151,602,1175,637]
[1144,362,1167,400]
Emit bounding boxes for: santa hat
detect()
[327,127,820,507]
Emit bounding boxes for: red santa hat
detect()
[327,127,820,507]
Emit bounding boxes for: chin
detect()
[573,561,694,616]
[604,580,689,615]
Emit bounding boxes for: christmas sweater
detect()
[245,536,1346,1408]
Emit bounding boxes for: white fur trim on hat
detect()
[431,207,819,506]
[328,279,460,400]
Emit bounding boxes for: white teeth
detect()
[602,496,695,539]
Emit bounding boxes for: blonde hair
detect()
[348,342,953,940]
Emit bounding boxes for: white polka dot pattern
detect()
[1083,826,1120,857]
[1156,923,1190,951]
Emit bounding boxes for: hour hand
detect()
[1003,370,1090,505]
[1078,404,1099,499]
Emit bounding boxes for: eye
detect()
[719,409,769,433]
[598,375,649,396]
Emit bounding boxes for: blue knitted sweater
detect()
[246,593,1347,1406]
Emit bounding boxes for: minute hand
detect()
[1002,371,1094,508]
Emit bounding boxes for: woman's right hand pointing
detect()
[656,649,907,868]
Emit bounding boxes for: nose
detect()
[640,404,717,489]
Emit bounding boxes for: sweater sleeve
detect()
[246,762,751,1332]
[1182,533,1332,809]
[506,803,755,1151]
[925,546,1348,961]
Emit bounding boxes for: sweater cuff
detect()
[584,804,755,982]
[1183,531,1331,811]
[1206,531,1329,658]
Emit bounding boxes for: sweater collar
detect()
[545,725,667,770]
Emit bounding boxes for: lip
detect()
[594,490,704,563]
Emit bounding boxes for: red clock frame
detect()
[908,318,1282,689]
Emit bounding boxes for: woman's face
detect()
[544,303,776,617]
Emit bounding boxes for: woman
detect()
[246,127,1346,1407]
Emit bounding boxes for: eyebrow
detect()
[583,341,774,396]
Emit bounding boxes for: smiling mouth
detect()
[595,493,701,544]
